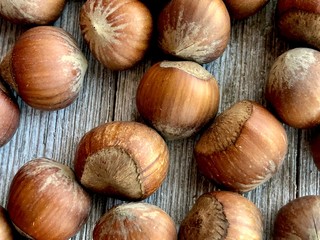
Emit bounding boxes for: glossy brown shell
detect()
[74,121,169,200]
[0,82,20,147]
[93,203,177,240]
[274,195,320,239]
[136,61,220,140]
[194,100,288,192]
[178,191,263,239]
[80,0,153,70]
[0,0,66,25]
[0,26,88,111]
[157,0,230,63]
[7,158,91,240]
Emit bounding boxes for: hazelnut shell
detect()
[178,191,263,239]
[0,26,88,111]
[194,100,288,192]
[136,61,220,140]
[93,202,177,240]
[0,81,20,147]
[7,158,91,240]
[223,0,269,20]
[0,0,66,25]
[74,121,169,200]
[274,195,320,239]
[79,0,153,70]
[157,0,230,63]
[277,0,320,49]
[266,48,320,128]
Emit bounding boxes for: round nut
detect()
[0,26,88,111]
[7,158,91,240]
[277,0,320,49]
[74,121,169,200]
[93,202,177,240]
[0,0,66,25]
[266,48,320,128]
[274,195,320,239]
[223,0,269,19]
[80,0,153,70]
[179,191,263,239]
[194,100,288,192]
[157,0,230,63]
[0,82,20,147]
[136,61,220,140]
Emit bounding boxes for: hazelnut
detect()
[266,48,320,128]
[0,81,20,147]
[277,0,320,49]
[136,61,220,140]
[0,206,15,240]
[74,121,169,200]
[157,0,230,64]
[273,195,320,239]
[194,100,288,192]
[178,191,263,239]
[79,0,153,70]
[93,202,177,240]
[7,158,91,240]
[0,26,88,111]
[223,0,269,20]
[0,0,66,25]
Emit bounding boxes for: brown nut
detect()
[93,202,177,240]
[194,100,288,192]
[266,48,320,128]
[223,0,269,20]
[0,0,66,25]
[0,206,15,240]
[274,195,320,239]
[277,0,320,49]
[157,0,230,64]
[74,121,169,200]
[178,191,263,239]
[0,81,19,147]
[7,158,91,240]
[136,61,220,140]
[0,26,88,111]
[80,0,153,70]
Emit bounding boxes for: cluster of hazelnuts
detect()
[1,0,320,239]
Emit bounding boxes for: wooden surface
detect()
[0,0,318,239]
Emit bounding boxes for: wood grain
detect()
[0,0,318,239]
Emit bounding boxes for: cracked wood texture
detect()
[0,0,318,239]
